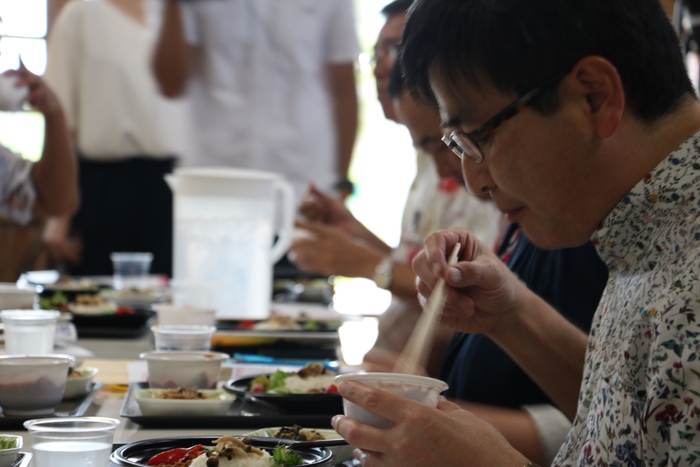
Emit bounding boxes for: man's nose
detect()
[462,157,494,198]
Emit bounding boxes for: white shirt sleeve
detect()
[522,404,571,465]
[43,0,83,131]
[179,2,200,46]
[0,145,36,226]
[324,0,361,64]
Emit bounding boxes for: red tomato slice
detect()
[325,384,339,394]
[146,444,203,466]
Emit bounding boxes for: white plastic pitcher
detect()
[165,167,295,320]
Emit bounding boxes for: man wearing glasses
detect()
[331,0,700,466]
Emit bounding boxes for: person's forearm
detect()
[327,63,358,181]
[33,109,78,217]
[488,285,588,420]
[153,0,192,97]
[454,401,548,466]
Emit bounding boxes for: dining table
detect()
[0,316,378,467]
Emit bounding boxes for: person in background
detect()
[331,0,700,465]
[152,0,360,203]
[290,61,502,377]
[42,0,193,276]
[0,66,78,224]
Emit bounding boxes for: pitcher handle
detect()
[270,178,295,263]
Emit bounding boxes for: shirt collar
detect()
[591,128,700,271]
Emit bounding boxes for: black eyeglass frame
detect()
[442,69,571,164]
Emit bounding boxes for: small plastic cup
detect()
[24,417,119,467]
[111,252,153,290]
[151,324,215,351]
[1,310,59,354]
[334,372,448,428]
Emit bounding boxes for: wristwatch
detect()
[371,255,394,290]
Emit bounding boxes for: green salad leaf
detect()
[266,370,291,393]
[0,436,18,450]
[271,445,303,467]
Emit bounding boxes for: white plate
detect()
[0,434,22,467]
[134,389,235,416]
[245,427,353,463]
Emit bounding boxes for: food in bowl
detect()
[0,434,22,467]
[334,372,448,428]
[0,355,74,416]
[141,351,229,389]
[63,367,98,400]
[272,425,325,442]
[250,363,337,394]
[155,387,210,400]
[145,436,301,467]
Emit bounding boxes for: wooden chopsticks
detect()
[393,243,461,375]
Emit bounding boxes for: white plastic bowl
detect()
[134,388,235,416]
[334,372,448,428]
[0,355,74,416]
[0,434,22,467]
[140,351,229,389]
[63,367,98,400]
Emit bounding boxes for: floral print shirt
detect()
[0,144,35,225]
[554,130,700,466]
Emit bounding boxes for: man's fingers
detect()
[332,413,391,454]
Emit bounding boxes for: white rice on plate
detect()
[283,374,336,393]
[189,450,272,467]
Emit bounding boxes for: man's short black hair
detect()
[388,62,406,100]
[381,0,413,18]
[400,0,696,122]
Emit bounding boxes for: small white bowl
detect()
[135,388,235,416]
[0,355,74,416]
[0,434,22,467]
[153,304,216,326]
[63,367,98,400]
[140,351,229,389]
[334,372,448,428]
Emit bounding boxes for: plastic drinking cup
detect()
[111,252,153,290]
[151,324,215,351]
[24,417,120,467]
[1,310,59,354]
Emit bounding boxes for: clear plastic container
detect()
[0,310,59,354]
[150,324,215,351]
[24,417,119,467]
[110,252,153,290]
[334,372,449,428]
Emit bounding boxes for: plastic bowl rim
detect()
[334,372,449,391]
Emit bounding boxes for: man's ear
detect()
[568,56,625,139]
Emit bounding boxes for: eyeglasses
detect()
[442,69,570,164]
[371,43,400,66]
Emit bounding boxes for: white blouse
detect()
[44,0,192,161]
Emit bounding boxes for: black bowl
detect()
[224,375,343,415]
[110,435,334,466]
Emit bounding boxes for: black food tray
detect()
[120,382,338,429]
[73,309,157,338]
[0,382,102,429]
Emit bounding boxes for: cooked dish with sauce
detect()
[154,388,210,400]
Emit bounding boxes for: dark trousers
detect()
[69,156,176,277]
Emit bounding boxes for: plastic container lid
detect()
[0,310,59,325]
